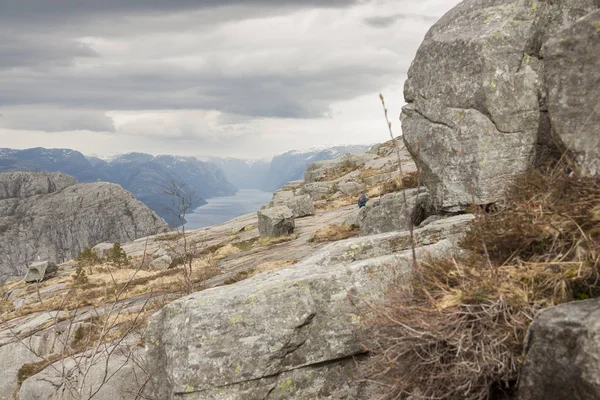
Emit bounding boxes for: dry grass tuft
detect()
[309,224,360,243]
[360,166,600,400]
[314,195,355,212]
[224,260,298,285]
[213,244,242,260]
[257,235,297,246]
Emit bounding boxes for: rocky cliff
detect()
[0,148,238,226]
[0,172,169,280]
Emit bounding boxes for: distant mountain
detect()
[205,157,271,189]
[262,145,371,191]
[0,148,237,226]
[203,145,372,192]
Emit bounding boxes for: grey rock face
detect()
[23,261,57,283]
[519,298,600,400]
[358,189,433,236]
[0,173,169,279]
[271,190,295,206]
[257,206,295,237]
[145,216,467,399]
[284,195,315,218]
[402,0,599,211]
[544,9,600,176]
[338,181,364,195]
[150,255,173,271]
[0,172,76,200]
[92,243,114,259]
[297,182,335,199]
[19,344,147,400]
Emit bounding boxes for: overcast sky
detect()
[0,0,461,159]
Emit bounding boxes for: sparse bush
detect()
[309,224,360,243]
[106,243,129,267]
[359,165,600,400]
[73,264,89,285]
[76,248,101,271]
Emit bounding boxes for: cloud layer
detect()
[0,0,462,158]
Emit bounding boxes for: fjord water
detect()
[184,189,273,230]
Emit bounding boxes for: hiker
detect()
[358,192,368,208]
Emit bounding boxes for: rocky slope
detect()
[0,172,169,281]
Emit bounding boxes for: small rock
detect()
[359,189,433,236]
[23,261,57,283]
[337,181,364,195]
[257,206,295,237]
[149,255,172,271]
[284,195,315,218]
[92,243,114,259]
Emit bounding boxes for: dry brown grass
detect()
[309,224,360,243]
[213,244,242,260]
[314,195,355,212]
[257,234,297,246]
[360,165,600,400]
[224,260,298,285]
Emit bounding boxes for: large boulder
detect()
[358,189,433,236]
[23,261,57,283]
[519,298,600,400]
[401,0,599,211]
[544,9,600,176]
[297,182,336,199]
[257,206,295,237]
[150,255,173,271]
[92,242,114,259]
[337,181,364,196]
[0,174,170,280]
[145,216,472,399]
[284,195,315,218]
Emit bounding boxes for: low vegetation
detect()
[224,260,297,285]
[360,165,600,400]
[309,224,359,243]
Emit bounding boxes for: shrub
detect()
[76,247,100,267]
[106,243,129,267]
[73,264,89,285]
[359,165,600,400]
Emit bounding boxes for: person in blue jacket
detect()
[358,192,368,208]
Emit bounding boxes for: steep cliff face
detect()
[0,172,169,280]
[0,172,76,200]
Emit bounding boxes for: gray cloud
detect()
[0,0,462,157]
[364,13,440,28]
[0,108,116,132]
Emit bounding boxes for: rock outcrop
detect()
[23,261,57,283]
[402,0,599,211]
[257,206,295,237]
[283,195,315,218]
[0,172,76,200]
[358,189,433,236]
[146,215,473,399]
[0,172,169,280]
[519,298,600,400]
[544,9,600,177]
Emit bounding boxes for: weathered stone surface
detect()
[0,173,170,280]
[150,255,173,270]
[544,9,600,176]
[304,154,376,184]
[402,0,599,211]
[361,172,394,187]
[0,172,76,200]
[519,298,600,400]
[146,224,463,399]
[284,195,315,218]
[19,344,148,400]
[92,243,114,259]
[257,206,295,237]
[297,182,336,198]
[358,189,433,236]
[0,341,42,400]
[23,261,57,283]
[271,190,295,206]
[338,181,364,195]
